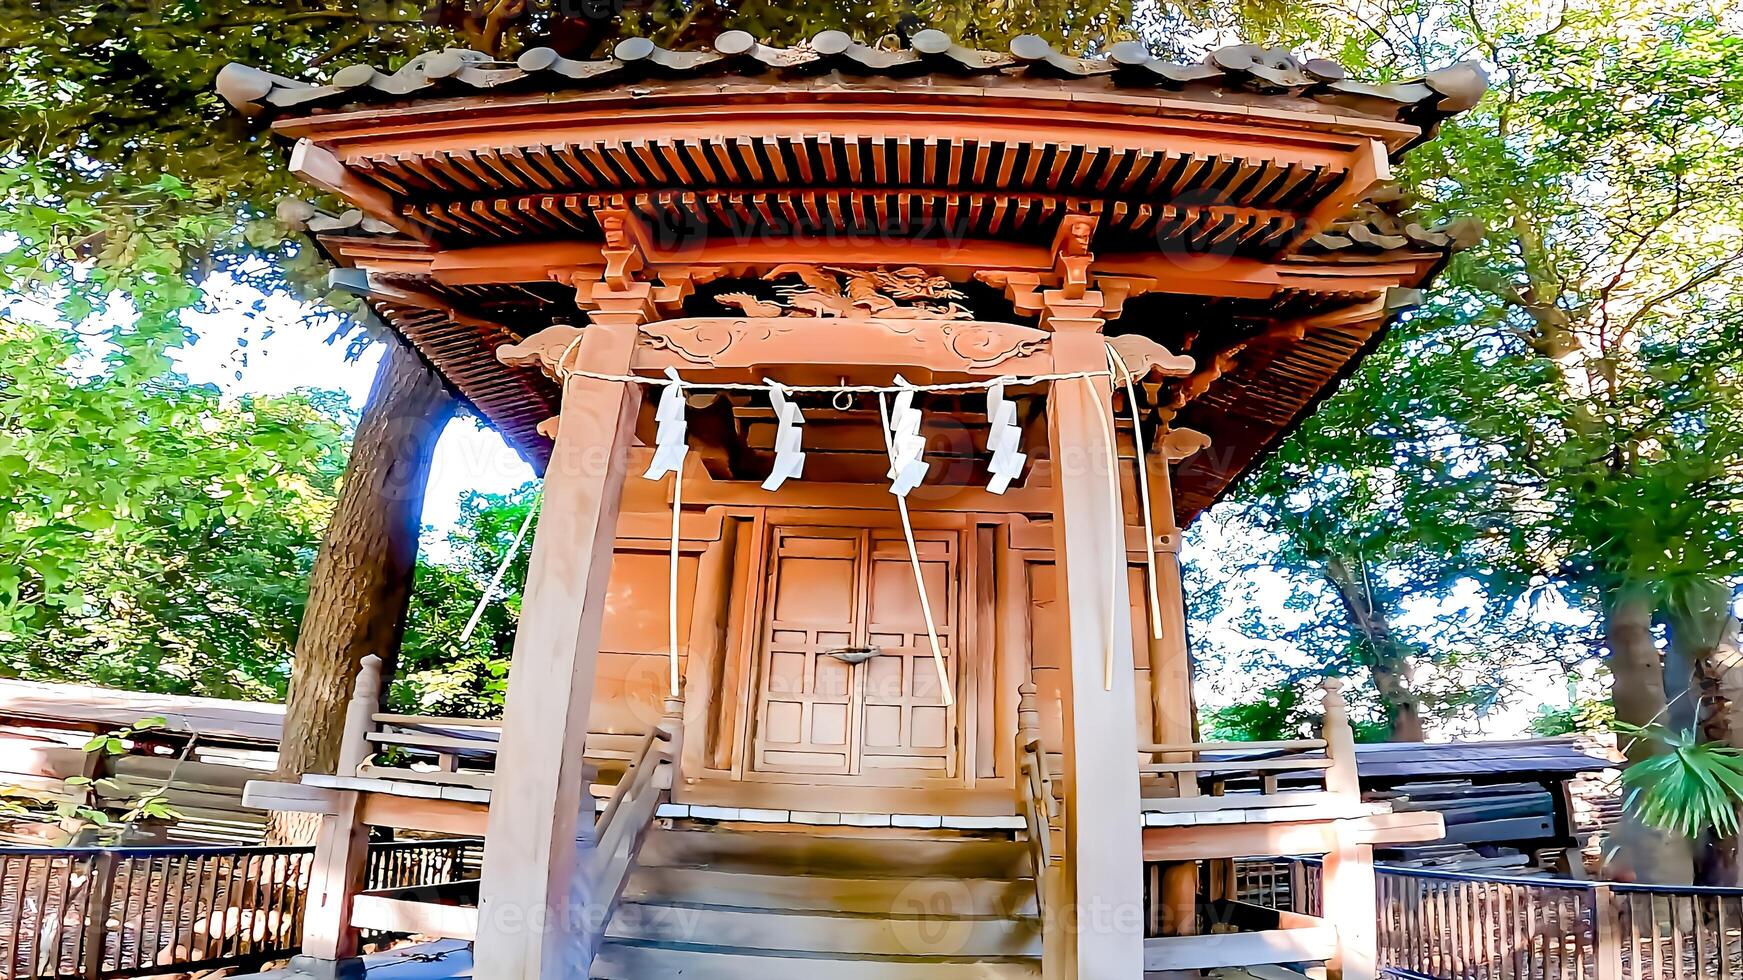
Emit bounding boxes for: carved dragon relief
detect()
[715,265,974,320]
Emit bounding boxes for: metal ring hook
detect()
[833,386,854,412]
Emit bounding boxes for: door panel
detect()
[861,533,957,776]
[752,529,864,774]
[751,524,961,784]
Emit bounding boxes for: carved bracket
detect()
[498,324,584,382]
[975,267,1155,324]
[1051,213,1097,300]
[1161,427,1212,463]
[1107,334,1195,381]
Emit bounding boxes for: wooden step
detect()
[623,865,1037,917]
[592,941,1042,979]
[639,828,1029,879]
[608,902,1041,958]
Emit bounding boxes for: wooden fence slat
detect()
[1687,889,1701,976]
[80,852,115,979]
[32,851,53,978]
[1676,893,1691,980]
[1593,884,1621,980]
[1719,895,1728,980]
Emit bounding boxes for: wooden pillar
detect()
[1142,448,1194,753]
[1045,297,1146,978]
[1142,440,1201,937]
[682,517,738,779]
[473,310,645,979]
[300,654,383,963]
[1321,678,1377,980]
[1323,840,1378,980]
[1322,679,1362,798]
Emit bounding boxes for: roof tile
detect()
[216,30,1487,129]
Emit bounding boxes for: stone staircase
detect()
[590,823,1043,978]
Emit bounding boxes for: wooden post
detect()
[300,655,383,964]
[1143,443,1201,937]
[1318,683,1372,980]
[80,851,116,980]
[1017,681,1042,748]
[1323,841,1378,980]
[658,694,686,790]
[682,521,737,778]
[1592,883,1623,980]
[1322,679,1361,797]
[337,655,383,776]
[1017,682,1071,978]
[473,313,645,980]
[1142,446,1194,758]
[1045,301,1146,978]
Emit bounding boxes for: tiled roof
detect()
[217,29,1486,131]
[1301,186,1485,255]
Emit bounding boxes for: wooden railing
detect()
[1139,680,1361,811]
[1239,857,1743,980]
[0,838,479,980]
[1015,680,1074,975]
[1015,681,1061,923]
[333,655,657,791]
[582,695,683,954]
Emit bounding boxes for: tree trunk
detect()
[1670,582,1743,885]
[1323,556,1426,741]
[1606,586,1695,884]
[267,337,457,844]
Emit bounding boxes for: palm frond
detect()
[1619,724,1743,839]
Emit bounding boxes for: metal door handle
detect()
[824,645,882,664]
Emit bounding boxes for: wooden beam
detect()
[1281,138,1392,254]
[1142,446,1195,810]
[291,105,1378,173]
[660,461,1058,515]
[273,84,1423,153]
[358,792,490,837]
[1141,810,1444,861]
[1145,925,1340,971]
[349,895,479,941]
[1045,298,1146,978]
[429,241,604,286]
[679,520,738,781]
[631,316,1054,378]
[289,139,436,246]
[473,310,646,979]
[336,235,1433,310]
[241,779,340,815]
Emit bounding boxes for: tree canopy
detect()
[0,316,348,697]
[1189,0,1743,728]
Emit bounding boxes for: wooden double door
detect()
[751,525,962,786]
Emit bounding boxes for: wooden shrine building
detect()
[219,30,1484,980]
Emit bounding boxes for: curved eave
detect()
[217,32,1486,144]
